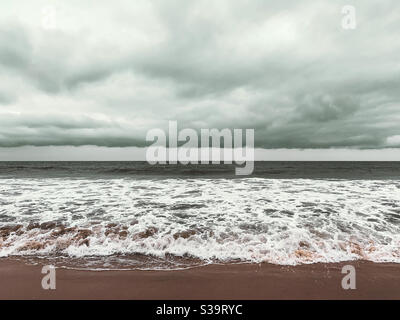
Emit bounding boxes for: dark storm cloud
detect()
[0,23,121,93]
[0,113,147,147]
[0,0,399,149]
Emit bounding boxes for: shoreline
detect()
[0,259,399,299]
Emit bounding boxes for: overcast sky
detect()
[0,0,399,160]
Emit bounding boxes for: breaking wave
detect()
[0,178,399,269]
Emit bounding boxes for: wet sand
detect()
[0,259,399,299]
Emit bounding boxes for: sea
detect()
[0,161,399,270]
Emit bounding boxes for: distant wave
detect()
[1,161,400,180]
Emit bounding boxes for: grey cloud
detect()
[0,0,399,149]
[0,23,122,93]
[0,113,146,147]
[0,24,32,69]
[0,91,15,105]
[0,113,118,129]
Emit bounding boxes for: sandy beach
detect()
[0,259,398,300]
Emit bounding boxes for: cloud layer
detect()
[0,0,399,148]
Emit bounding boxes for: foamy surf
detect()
[0,177,399,269]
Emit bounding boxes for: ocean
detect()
[0,161,399,270]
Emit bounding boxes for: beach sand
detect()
[0,259,399,299]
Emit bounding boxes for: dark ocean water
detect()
[0,161,399,269]
[0,161,400,179]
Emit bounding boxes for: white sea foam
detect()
[0,178,399,268]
